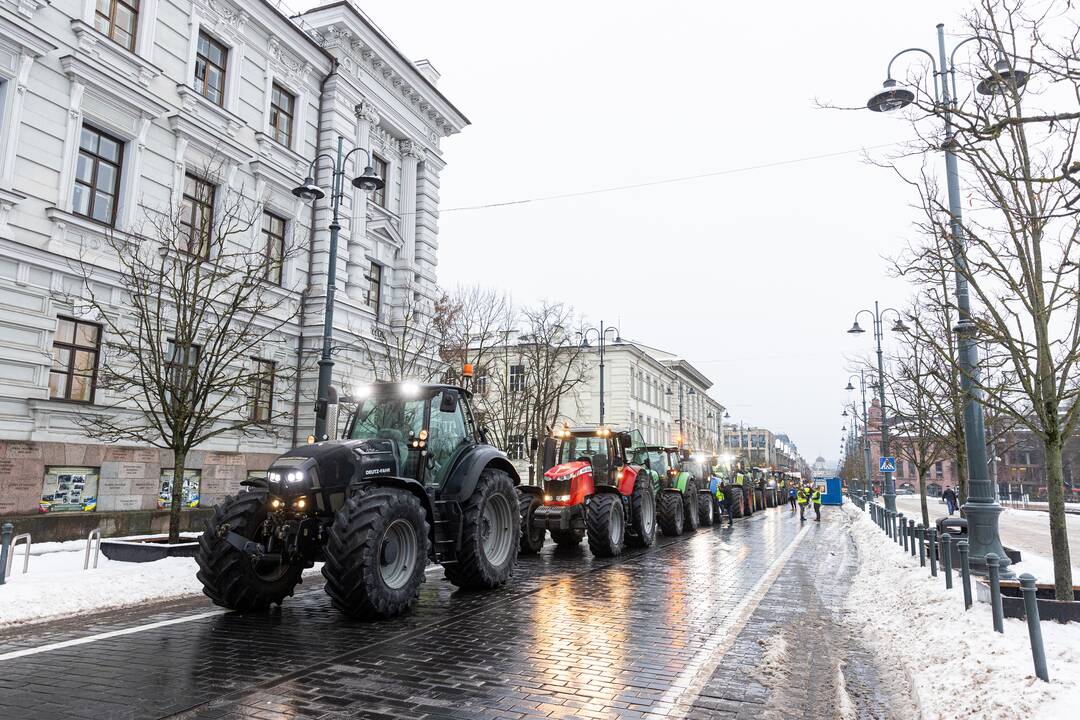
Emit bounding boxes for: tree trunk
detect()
[169,449,187,544]
[1045,440,1074,601]
[954,428,969,512]
[918,471,930,530]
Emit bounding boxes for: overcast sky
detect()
[294,0,977,467]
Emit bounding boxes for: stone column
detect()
[398,140,425,268]
[346,101,379,301]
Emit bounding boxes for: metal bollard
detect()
[0,522,11,585]
[928,529,938,577]
[84,528,102,571]
[987,553,1004,633]
[5,532,30,577]
[901,515,909,552]
[942,532,953,589]
[908,519,916,556]
[958,540,972,609]
[917,524,926,567]
[1019,574,1049,682]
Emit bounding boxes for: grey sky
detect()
[294,0,975,466]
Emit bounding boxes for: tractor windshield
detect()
[348,395,426,469]
[556,436,609,465]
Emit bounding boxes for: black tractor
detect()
[196,382,521,619]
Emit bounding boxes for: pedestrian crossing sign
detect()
[879,456,896,473]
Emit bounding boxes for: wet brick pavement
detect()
[0,504,913,720]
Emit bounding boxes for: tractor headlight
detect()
[555,494,570,502]
[268,471,283,484]
[286,470,305,484]
[270,497,284,510]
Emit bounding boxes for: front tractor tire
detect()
[586,493,626,558]
[518,492,546,555]
[698,491,715,527]
[658,490,685,537]
[626,474,657,549]
[444,468,519,590]
[683,480,701,531]
[322,488,429,620]
[729,487,745,518]
[196,491,304,612]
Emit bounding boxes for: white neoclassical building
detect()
[0,0,467,534]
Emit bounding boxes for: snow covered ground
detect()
[843,503,1080,720]
[894,494,1080,578]
[0,535,320,628]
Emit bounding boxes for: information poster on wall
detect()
[41,467,99,513]
[158,470,201,509]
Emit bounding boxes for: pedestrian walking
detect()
[811,484,822,522]
[788,485,797,512]
[943,486,958,516]
[797,483,811,521]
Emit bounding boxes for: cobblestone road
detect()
[0,505,915,720]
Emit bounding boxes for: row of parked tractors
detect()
[194,382,781,621]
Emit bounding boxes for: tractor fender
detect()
[589,484,623,497]
[675,471,692,493]
[517,484,544,497]
[439,445,522,503]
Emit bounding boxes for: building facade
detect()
[0,0,466,533]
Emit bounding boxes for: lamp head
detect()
[891,318,910,333]
[867,78,915,112]
[977,59,1029,96]
[844,382,855,391]
[292,177,325,201]
[848,321,865,334]
[842,409,849,417]
[352,164,385,192]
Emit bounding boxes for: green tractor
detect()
[633,446,703,536]
[196,382,521,620]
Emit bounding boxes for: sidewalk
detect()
[842,503,1080,720]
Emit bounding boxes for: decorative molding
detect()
[69,19,163,89]
[355,100,379,126]
[8,0,49,20]
[267,36,312,85]
[399,139,426,163]
[193,0,248,40]
[0,187,26,240]
[176,84,244,139]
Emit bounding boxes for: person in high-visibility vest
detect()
[797,483,812,521]
[811,484,823,522]
[714,482,733,527]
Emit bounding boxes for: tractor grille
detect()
[544,476,571,497]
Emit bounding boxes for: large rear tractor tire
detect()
[322,487,428,619]
[626,474,657,549]
[658,490,685,536]
[518,492,545,555]
[729,487,745,518]
[683,481,700,531]
[765,490,777,508]
[550,528,584,548]
[443,468,519,590]
[586,493,626,558]
[196,491,304,612]
[697,491,715,527]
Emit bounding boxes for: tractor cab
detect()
[541,425,640,506]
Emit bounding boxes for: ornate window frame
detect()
[184,0,247,119]
[70,0,162,88]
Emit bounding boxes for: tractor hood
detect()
[544,460,591,481]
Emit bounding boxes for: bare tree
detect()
[75,158,300,542]
[355,282,446,382]
[889,0,1080,597]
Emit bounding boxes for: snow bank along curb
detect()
[841,503,1080,720]
[0,535,321,629]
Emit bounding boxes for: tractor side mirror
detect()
[439,391,459,414]
[542,437,557,472]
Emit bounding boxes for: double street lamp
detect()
[847,302,907,511]
[577,322,621,427]
[293,136,384,442]
[845,370,874,506]
[666,382,696,450]
[865,24,1022,577]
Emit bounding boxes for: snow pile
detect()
[0,535,320,627]
[843,504,1080,720]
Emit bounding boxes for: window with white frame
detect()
[95,0,140,51]
[509,364,526,393]
[73,125,124,226]
[194,31,228,106]
[269,83,295,148]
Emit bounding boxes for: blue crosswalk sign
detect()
[879,456,897,473]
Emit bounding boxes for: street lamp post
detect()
[847,302,907,511]
[293,136,384,442]
[866,24,1023,577]
[665,382,695,450]
[846,370,874,506]
[578,322,621,427]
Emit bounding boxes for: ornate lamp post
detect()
[293,136,383,442]
[847,302,907,511]
[665,382,696,450]
[845,370,874,505]
[577,322,621,427]
[865,24,1024,577]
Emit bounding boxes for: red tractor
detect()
[518,426,656,557]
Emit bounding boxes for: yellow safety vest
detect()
[812,490,822,505]
[797,488,810,505]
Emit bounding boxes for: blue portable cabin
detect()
[820,476,843,505]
